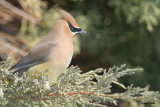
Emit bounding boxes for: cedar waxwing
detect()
[9,9,86,84]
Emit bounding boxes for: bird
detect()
[9,9,86,84]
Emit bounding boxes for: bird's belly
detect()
[28,46,73,83]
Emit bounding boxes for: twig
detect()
[9,90,146,101]
[0,0,38,24]
[45,90,146,100]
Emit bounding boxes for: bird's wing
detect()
[9,41,56,71]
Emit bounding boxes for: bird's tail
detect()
[12,66,30,77]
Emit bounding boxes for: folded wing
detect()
[9,41,56,71]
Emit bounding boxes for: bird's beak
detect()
[74,29,87,35]
[79,30,87,34]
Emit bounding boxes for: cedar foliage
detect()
[0,61,159,106]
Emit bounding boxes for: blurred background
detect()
[0,0,160,106]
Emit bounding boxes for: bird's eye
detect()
[68,22,81,33]
[71,27,74,31]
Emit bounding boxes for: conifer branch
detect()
[0,62,159,106]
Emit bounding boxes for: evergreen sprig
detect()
[0,61,159,107]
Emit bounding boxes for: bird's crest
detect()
[59,9,79,28]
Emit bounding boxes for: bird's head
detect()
[59,9,86,36]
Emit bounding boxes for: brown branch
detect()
[45,90,146,100]
[8,90,146,101]
[0,39,27,56]
[0,0,38,24]
[9,96,45,100]
[0,39,27,61]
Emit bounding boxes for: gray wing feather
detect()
[9,57,37,71]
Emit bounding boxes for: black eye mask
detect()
[68,22,82,32]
